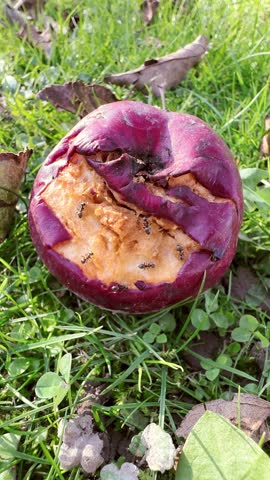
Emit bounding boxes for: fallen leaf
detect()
[13,0,46,18]
[0,432,21,460]
[260,115,270,156]
[0,147,32,242]
[105,35,209,104]
[37,81,117,117]
[231,266,259,301]
[250,342,268,372]
[176,393,270,443]
[231,266,270,313]
[141,0,160,26]
[176,411,270,480]
[4,4,52,57]
[182,331,222,371]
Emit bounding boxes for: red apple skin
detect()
[29,101,243,313]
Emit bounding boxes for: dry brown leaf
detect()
[182,332,222,371]
[105,35,209,102]
[37,81,117,117]
[176,393,270,443]
[13,0,46,18]
[141,0,160,26]
[260,114,270,156]
[4,4,52,57]
[251,342,268,372]
[231,266,258,301]
[231,266,270,314]
[0,147,32,242]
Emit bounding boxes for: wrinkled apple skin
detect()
[29,101,243,313]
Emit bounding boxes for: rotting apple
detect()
[29,101,243,313]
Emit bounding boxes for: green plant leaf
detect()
[257,186,270,203]
[204,291,219,314]
[205,368,220,381]
[0,468,16,480]
[143,332,155,344]
[239,314,258,332]
[240,168,266,188]
[175,412,270,480]
[211,312,233,329]
[1,74,18,93]
[149,323,161,336]
[200,358,213,370]
[226,342,241,355]
[129,432,147,457]
[191,309,211,331]
[254,331,270,348]
[158,313,176,332]
[0,433,20,460]
[35,372,64,399]
[28,266,42,283]
[58,353,72,383]
[216,354,232,367]
[240,168,270,209]
[231,327,252,342]
[243,186,270,207]
[53,382,70,407]
[8,358,30,376]
[156,333,167,344]
[244,383,259,395]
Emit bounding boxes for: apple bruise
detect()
[42,153,204,288]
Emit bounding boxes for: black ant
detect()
[176,244,185,260]
[81,252,93,264]
[142,217,151,235]
[77,202,86,219]
[138,262,155,269]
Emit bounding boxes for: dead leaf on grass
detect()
[37,81,117,117]
[260,114,270,156]
[13,0,46,18]
[105,35,209,103]
[182,331,222,371]
[176,393,270,443]
[4,4,52,57]
[231,266,270,314]
[0,147,32,242]
[141,0,160,26]
[250,342,268,372]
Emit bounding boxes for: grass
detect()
[0,0,270,478]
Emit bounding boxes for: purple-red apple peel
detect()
[29,101,243,313]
